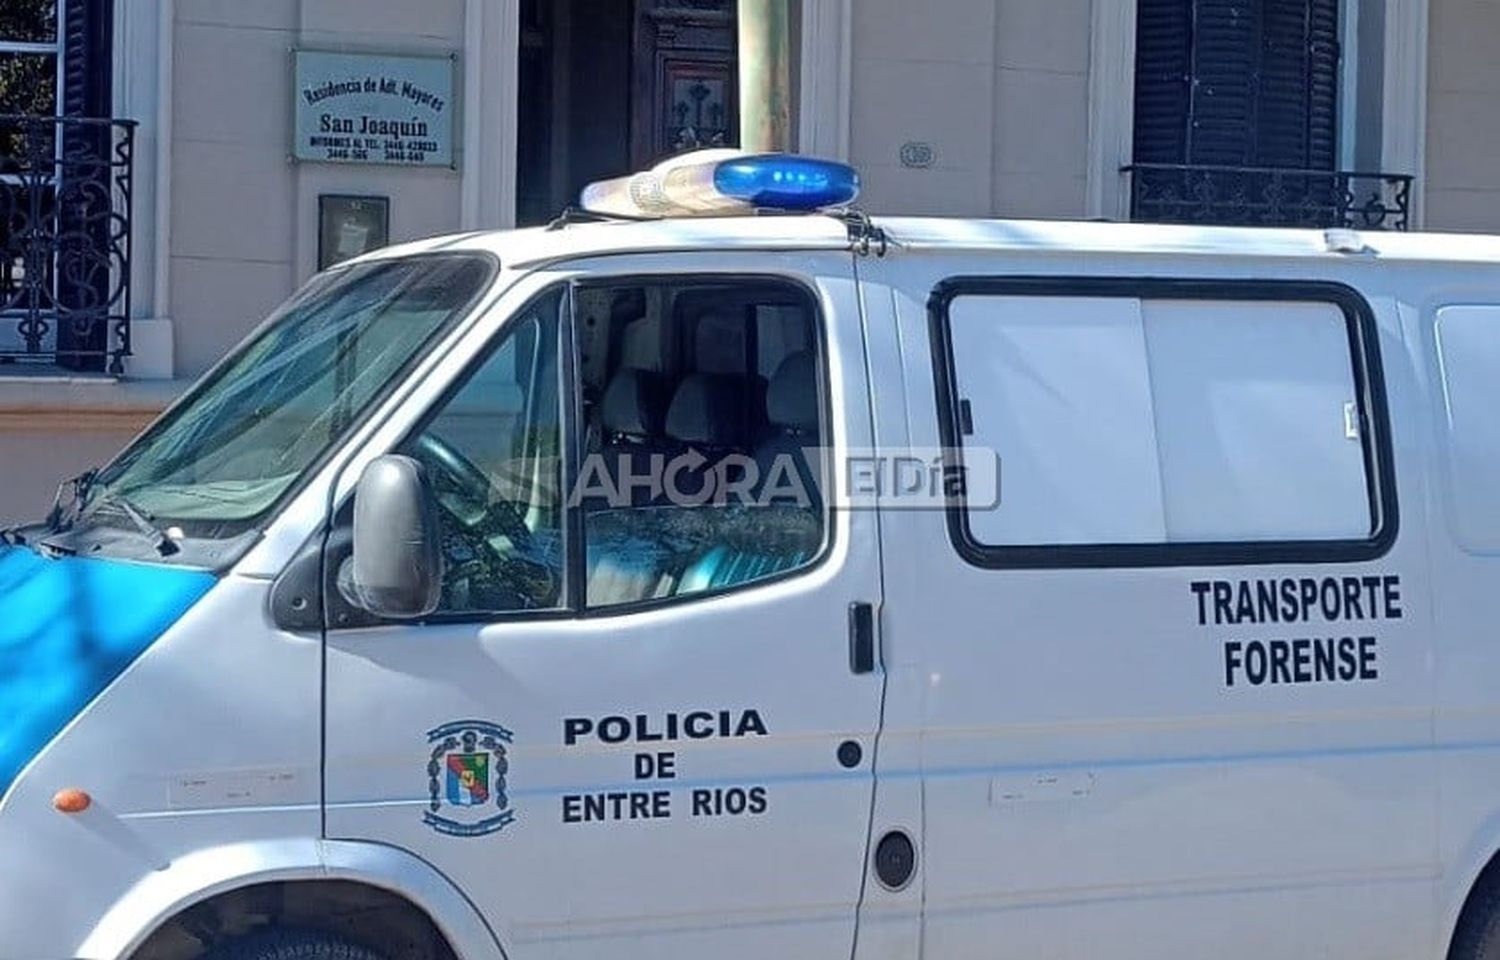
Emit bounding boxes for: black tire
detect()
[1452,873,1500,960]
[200,928,390,960]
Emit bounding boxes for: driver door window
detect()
[401,290,564,615]
[393,278,829,620]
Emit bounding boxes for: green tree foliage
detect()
[0,53,56,116]
[0,0,56,43]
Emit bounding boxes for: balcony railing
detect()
[1122,163,1414,232]
[0,115,136,374]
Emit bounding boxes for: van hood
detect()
[0,543,216,801]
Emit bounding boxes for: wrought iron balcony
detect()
[1122,163,1414,232]
[0,115,136,374]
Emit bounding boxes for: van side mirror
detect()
[338,454,443,620]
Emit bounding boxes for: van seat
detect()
[591,367,673,510]
[755,351,821,510]
[674,352,823,596]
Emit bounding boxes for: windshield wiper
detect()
[43,467,98,532]
[41,467,179,556]
[91,490,180,557]
[1,468,98,551]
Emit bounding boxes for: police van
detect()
[3,150,1500,960]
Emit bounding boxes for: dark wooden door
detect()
[630,0,738,169]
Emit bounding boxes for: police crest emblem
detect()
[424,720,515,837]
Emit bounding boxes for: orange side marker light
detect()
[52,788,91,814]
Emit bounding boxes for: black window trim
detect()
[566,271,837,619]
[928,275,1399,570]
[329,271,837,629]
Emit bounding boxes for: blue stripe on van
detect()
[0,544,216,800]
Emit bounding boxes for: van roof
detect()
[359,214,1500,270]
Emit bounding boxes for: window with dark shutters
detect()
[0,0,109,119]
[56,0,114,368]
[1258,0,1339,169]
[1125,0,1386,230]
[61,0,111,118]
[0,0,127,373]
[1132,0,1192,165]
[1133,0,1339,170]
[1186,0,1260,166]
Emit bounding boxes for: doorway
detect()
[516,0,740,226]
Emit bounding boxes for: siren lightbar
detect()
[579,150,861,219]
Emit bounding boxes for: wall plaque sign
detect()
[293,50,454,167]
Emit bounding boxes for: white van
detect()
[4,152,1500,960]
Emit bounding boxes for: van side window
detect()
[1435,306,1500,553]
[576,281,826,609]
[401,290,565,614]
[933,280,1394,567]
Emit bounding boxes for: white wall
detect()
[169,0,467,376]
[0,0,474,526]
[0,425,144,526]
[847,0,1091,218]
[1424,0,1500,231]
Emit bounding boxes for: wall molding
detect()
[0,410,159,432]
[460,0,520,230]
[112,0,156,318]
[1086,0,1137,220]
[112,0,175,378]
[0,377,185,430]
[1339,0,1360,168]
[797,0,852,159]
[1382,0,1429,227]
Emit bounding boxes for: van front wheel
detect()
[201,928,389,960]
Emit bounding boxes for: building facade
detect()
[0,0,1489,523]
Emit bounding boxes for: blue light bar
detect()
[579,150,861,218]
[712,155,861,211]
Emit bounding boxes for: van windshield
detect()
[56,254,494,556]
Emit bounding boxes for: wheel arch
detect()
[1441,813,1500,959]
[74,838,506,960]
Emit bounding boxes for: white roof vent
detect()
[1324,228,1371,255]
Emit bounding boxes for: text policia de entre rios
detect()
[559,711,770,824]
[1191,576,1403,688]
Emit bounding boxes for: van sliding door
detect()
[856,260,1435,960]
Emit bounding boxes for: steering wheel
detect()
[409,432,558,608]
[411,432,535,550]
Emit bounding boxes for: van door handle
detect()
[849,602,876,674]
